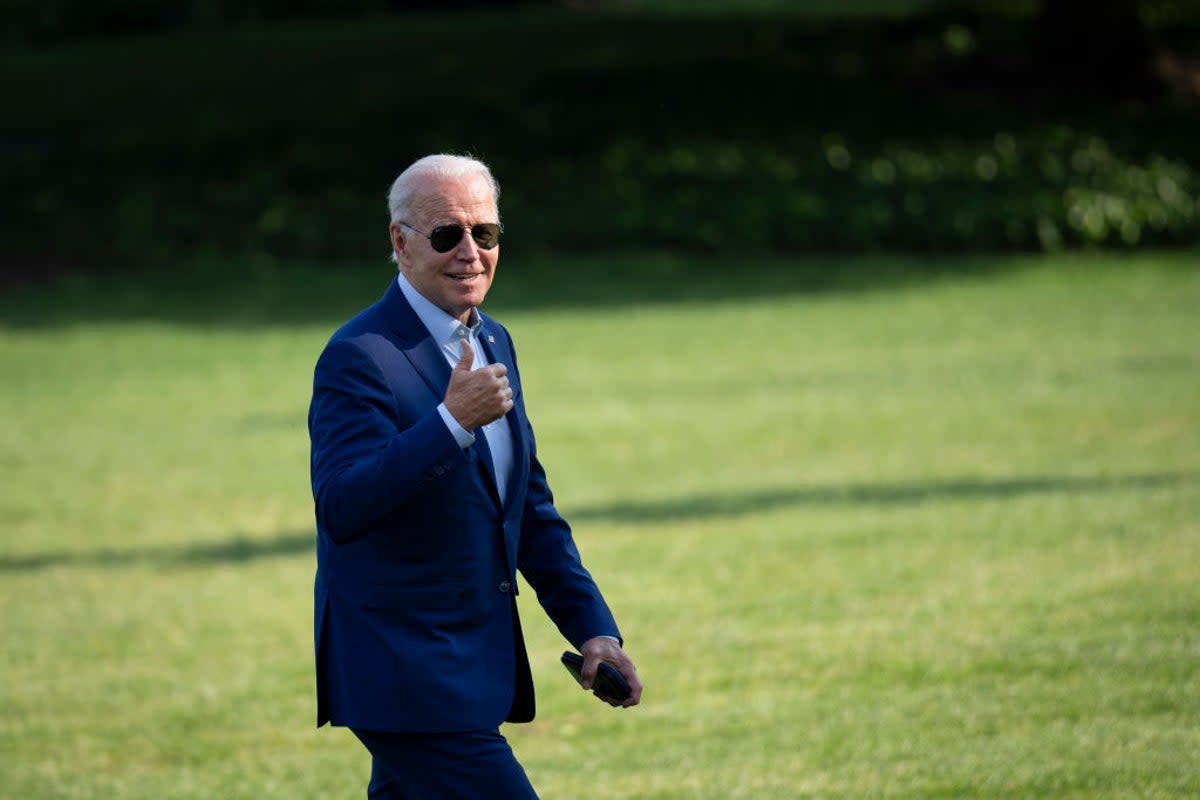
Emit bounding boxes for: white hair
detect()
[387,153,501,224]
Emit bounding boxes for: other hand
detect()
[580,636,643,708]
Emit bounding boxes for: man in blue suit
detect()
[308,153,642,798]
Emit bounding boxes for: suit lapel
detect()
[478,319,525,514]
[382,280,453,398]
[472,424,502,507]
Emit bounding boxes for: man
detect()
[308,153,642,798]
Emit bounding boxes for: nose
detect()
[453,229,480,259]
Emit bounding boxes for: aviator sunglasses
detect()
[401,221,502,253]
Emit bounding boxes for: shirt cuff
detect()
[437,402,475,448]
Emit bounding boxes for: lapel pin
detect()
[487,335,495,343]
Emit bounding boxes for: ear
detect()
[389,222,410,266]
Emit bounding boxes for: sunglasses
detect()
[402,221,502,253]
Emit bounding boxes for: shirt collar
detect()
[396,272,482,345]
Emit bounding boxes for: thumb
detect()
[455,339,475,371]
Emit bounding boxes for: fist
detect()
[444,340,514,430]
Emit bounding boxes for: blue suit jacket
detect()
[308,279,620,732]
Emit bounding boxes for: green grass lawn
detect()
[1,251,1197,798]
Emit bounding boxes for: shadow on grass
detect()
[566,471,1197,525]
[0,530,312,572]
[3,471,1193,572]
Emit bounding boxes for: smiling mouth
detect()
[449,272,482,282]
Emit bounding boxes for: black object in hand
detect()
[561,651,631,702]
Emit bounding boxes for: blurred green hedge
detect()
[1,7,1197,267]
[2,0,401,44]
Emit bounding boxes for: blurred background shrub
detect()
[0,0,1197,275]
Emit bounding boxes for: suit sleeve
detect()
[309,338,467,543]
[507,333,622,647]
[517,438,622,648]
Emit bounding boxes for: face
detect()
[390,173,500,325]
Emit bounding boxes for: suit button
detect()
[498,581,511,593]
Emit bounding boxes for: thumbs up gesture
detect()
[444,340,514,430]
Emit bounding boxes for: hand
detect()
[444,340,514,430]
[580,636,643,708]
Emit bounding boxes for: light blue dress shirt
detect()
[396,273,515,503]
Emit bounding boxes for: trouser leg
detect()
[352,727,539,800]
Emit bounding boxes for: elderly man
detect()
[308,153,642,798]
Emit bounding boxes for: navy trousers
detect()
[351,728,539,799]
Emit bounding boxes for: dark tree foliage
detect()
[1,0,531,44]
[1036,0,1158,96]
[1,1,1195,269]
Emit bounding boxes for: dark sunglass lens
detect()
[428,225,466,253]
[471,223,502,249]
